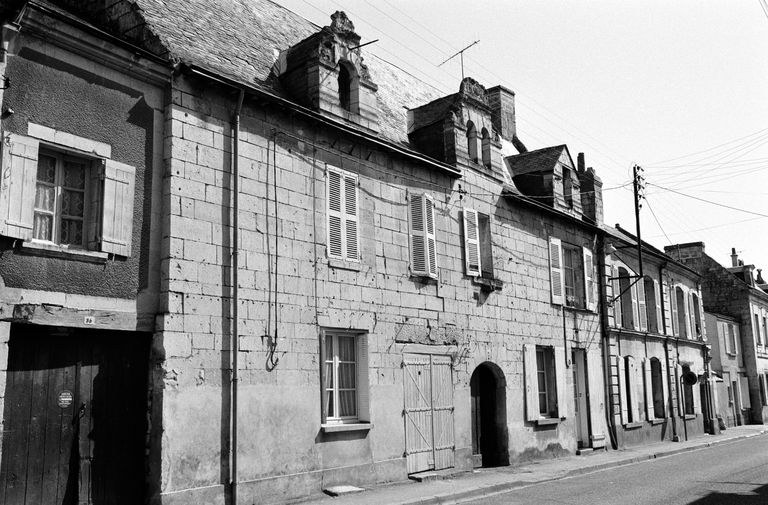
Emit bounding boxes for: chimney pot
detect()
[731,248,739,267]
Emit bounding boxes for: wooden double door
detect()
[0,325,149,505]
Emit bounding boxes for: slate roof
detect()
[505,145,567,176]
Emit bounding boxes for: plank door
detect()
[403,353,455,474]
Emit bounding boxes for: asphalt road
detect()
[461,436,768,505]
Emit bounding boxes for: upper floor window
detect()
[462,208,494,280]
[0,129,135,257]
[674,286,689,339]
[616,267,636,330]
[466,121,479,163]
[643,276,661,334]
[727,323,737,355]
[408,191,437,278]
[755,313,763,346]
[481,127,491,168]
[326,165,359,262]
[563,166,574,208]
[690,293,702,338]
[549,237,595,310]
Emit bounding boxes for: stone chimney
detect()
[576,153,603,226]
[487,85,516,141]
[731,248,739,267]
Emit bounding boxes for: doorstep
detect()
[408,467,468,482]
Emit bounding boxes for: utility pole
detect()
[438,40,480,80]
[633,164,646,278]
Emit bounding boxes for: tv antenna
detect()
[438,40,480,80]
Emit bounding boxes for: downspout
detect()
[597,233,618,449]
[231,89,245,505]
[659,262,679,442]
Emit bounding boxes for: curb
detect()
[395,430,768,505]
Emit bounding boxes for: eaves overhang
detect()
[500,183,601,234]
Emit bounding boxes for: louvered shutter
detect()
[617,355,628,425]
[408,191,427,276]
[555,346,567,418]
[654,280,663,335]
[549,237,564,305]
[612,265,621,327]
[660,357,669,417]
[462,208,481,276]
[662,282,673,336]
[0,133,39,240]
[670,284,679,337]
[638,278,648,332]
[630,281,640,331]
[583,247,595,311]
[688,294,696,340]
[524,344,539,422]
[629,357,641,421]
[424,194,437,277]
[344,173,359,261]
[357,335,370,422]
[644,358,655,420]
[327,169,343,259]
[101,159,135,256]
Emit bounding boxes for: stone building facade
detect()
[666,243,768,425]
[705,311,750,427]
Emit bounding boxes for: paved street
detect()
[461,436,768,505]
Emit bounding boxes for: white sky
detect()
[279,0,768,269]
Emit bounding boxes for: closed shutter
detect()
[344,173,359,261]
[617,355,628,425]
[408,192,427,276]
[549,237,564,305]
[555,346,567,418]
[630,281,640,331]
[357,335,370,422]
[101,159,135,257]
[0,133,39,240]
[583,247,595,311]
[638,279,648,332]
[644,358,655,420]
[693,380,701,415]
[630,357,641,422]
[523,344,539,422]
[326,166,359,261]
[462,208,481,276]
[654,280,663,335]
[327,169,343,258]
[425,195,437,277]
[587,351,606,448]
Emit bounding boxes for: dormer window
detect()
[563,166,574,207]
[339,64,351,111]
[467,121,479,163]
[481,128,491,168]
[337,61,359,114]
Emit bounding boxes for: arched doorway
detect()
[470,362,509,467]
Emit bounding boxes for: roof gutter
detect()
[183,64,462,178]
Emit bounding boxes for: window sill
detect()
[472,276,503,292]
[623,422,643,430]
[562,305,594,314]
[321,422,373,433]
[650,418,666,425]
[328,258,361,271]
[536,417,561,426]
[683,414,697,420]
[410,274,438,284]
[21,241,108,263]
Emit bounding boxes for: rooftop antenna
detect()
[438,40,480,80]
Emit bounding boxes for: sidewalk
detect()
[301,424,768,505]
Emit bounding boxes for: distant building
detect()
[666,244,768,425]
[705,311,750,427]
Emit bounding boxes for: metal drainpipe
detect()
[597,234,618,449]
[659,262,678,442]
[231,89,244,505]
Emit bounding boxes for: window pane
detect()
[338,390,356,417]
[37,155,56,183]
[339,362,356,388]
[60,219,83,245]
[35,184,55,212]
[33,213,52,241]
[61,190,84,217]
[324,360,334,417]
[63,160,86,189]
[338,336,355,361]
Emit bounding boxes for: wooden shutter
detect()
[343,172,359,261]
[555,346,567,418]
[629,357,641,422]
[692,379,701,415]
[617,355,628,425]
[0,133,39,240]
[670,284,679,337]
[612,265,621,327]
[425,194,437,277]
[357,335,370,422]
[549,237,564,305]
[688,294,696,340]
[326,166,359,261]
[638,278,648,332]
[523,344,539,422]
[583,247,595,311]
[462,208,481,276]
[660,358,669,418]
[327,168,343,258]
[676,363,683,415]
[644,358,655,420]
[587,351,605,448]
[654,280,663,335]
[662,282,673,336]
[101,159,135,256]
[408,191,427,276]
[630,281,640,331]
[319,331,328,423]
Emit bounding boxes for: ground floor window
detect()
[650,358,665,418]
[682,365,695,416]
[536,347,557,417]
[321,330,369,424]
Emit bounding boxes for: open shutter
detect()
[555,346,567,418]
[425,195,437,277]
[344,172,359,261]
[101,159,135,256]
[630,358,641,421]
[583,247,595,311]
[676,363,684,415]
[408,192,428,276]
[660,358,669,418]
[688,294,696,340]
[462,208,481,276]
[0,133,39,240]
[630,281,640,331]
[326,168,343,259]
[654,280,663,335]
[663,282,673,336]
[638,278,648,331]
[587,351,605,448]
[644,358,655,420]
[612,265,621,327]
[617,355,628,425]
[670,284,679,337]
[524,344,540,422]
[319,331,328,423]
[357,335,370,422]
[692,379,701,415]
[549,237,564,305]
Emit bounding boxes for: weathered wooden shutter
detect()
[688,294,696,340]
[660,358,669,418]
[617,355,628,425]
[629,357,641,421]
[326,167,359,261]
[523,344,540,422]
[630,281,640,331]
[430,355,454,470]
[676,363,684,415]
[101,159,135,256]
[662,282,673,336]
[549,237,564,305]
[654,280,663,335]
[555,346,567,418]
[424,194,437,277]
[408,191,428,276]
[583,247,595,311]
[357,335,370,422]
[670,284,679,337]
[644,358,655,420]
[403,354,433,473]
[587,351,606,448]
[0,133,39,240]
[638,278,648,331]
[344,173,359,261]
[462,208,481,276]
[612,265,621,327]
[692,378,701,415]
[327,168,343,258]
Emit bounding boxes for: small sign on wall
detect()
[57,390,73,409]
[84,316,95,325]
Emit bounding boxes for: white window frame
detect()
[320,330,370,424]
[524,344,567,422]
[325,165,360,262]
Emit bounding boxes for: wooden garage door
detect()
[403,353,454,474]
[0,326,149,505]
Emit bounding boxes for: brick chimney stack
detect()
[487,85,516,141]
[576,153,603,226]
[731,248,739,267]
